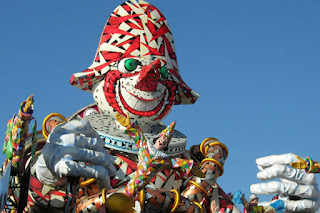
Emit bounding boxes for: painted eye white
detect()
[83,108,99,117]
[118,58,141,73]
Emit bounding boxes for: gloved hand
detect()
[35,120,116,188]
[250,153,320,212]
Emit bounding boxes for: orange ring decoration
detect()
[42,113,67,139]
[193,201,204,213]
[205,142,228,158]
[188,180,209,198]
[170,189,180,213]
[80,178,97,187]
[201,158,224,176]
[102,188,107,205]
[200,138,228,158]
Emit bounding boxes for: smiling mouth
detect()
[117,80,167,117]
[121,85,163,102]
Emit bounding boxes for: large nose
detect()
[135,59,161,91]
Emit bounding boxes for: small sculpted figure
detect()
[116,113,204,197]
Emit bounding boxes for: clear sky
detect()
[1,0,319,209]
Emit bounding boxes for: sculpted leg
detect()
[182,138,230,212]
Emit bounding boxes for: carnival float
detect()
[1,1,319,212]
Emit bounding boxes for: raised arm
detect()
[116,113,146,148]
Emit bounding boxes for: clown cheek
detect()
[93,80,116,117]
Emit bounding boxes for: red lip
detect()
[118,83,166,117]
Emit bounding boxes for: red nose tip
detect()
[135,59,161,91]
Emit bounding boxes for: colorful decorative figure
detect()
[243,194,265,213]
[233,191,285,213]
[116,113,204,197]
[3,95,34,168]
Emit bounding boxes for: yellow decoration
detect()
[200,138,228,158]
[22,95,34,113]
[139,189,145,210]
[200,138,218,156]
[193,201,203,213]
[205,142,229,158]
[201,158,224,176]
[188,180,209,198]
[290,155,308,170]
[42,113,67,139]
[80,178,96,187]
[115,113,131,127]
[102,188,107,205]
[170,189,180,213]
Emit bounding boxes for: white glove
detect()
[250,153,320,212]
[35,120,116,188]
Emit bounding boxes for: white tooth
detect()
[120,86,161,111]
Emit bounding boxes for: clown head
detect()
[70,0,199,127]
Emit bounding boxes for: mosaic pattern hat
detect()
[158,121,176,142]
[70,0,199,105]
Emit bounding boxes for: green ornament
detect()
[6,141,13,159]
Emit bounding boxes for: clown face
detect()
[92,57,177,127]
[154,136,169,150]
[70,0,199,127]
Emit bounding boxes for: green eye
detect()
[124,59,137,71]
[160,66,168,79]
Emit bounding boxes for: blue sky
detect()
[1,0,319,208]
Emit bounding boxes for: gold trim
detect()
[170,189,180,213]
[204,142,229,158]
[80,178,96,186]
[201,158,224,176]
[200,138,216,156]
[102,188,107,205]
[188,180,209,198]
[139,189,145,210]
[193,201,203,213]
[42,113,67,139]
[200,138,225,156]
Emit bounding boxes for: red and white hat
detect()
[70,0,199,105]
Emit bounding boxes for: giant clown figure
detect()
[2,0,319,213]
[31,1,233,212]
